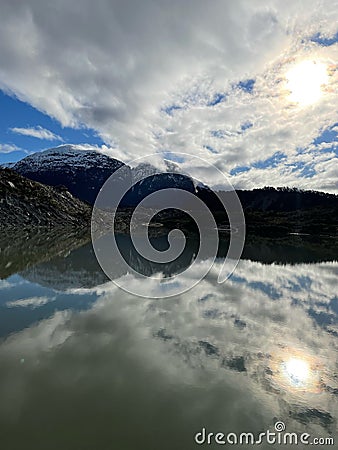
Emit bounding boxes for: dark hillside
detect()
[0,169,91,228]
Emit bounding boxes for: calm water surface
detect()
[0,233,337,449]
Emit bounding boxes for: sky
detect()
[0,0,337,192]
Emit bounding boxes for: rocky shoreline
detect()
[0,168,91,229]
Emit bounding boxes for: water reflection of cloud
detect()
[6,296,56,308]
[0,259,337,447]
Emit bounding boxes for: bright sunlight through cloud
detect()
[286,60,329,106]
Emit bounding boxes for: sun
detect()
[286,60,328,106]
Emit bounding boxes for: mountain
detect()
[0,168,91,228]
[237,187,338,212]
[0,162,15,169]
[6,146,338,238]
[131,160,196,184]
[194,186,338,236]
[11,147,197,207]
[125,161,196,207]
[194,185,338,212]
[12,145,125,204]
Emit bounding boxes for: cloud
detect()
[6,296,55,308]
[10,126,63,141]
[0,1,337,191]
[0,143,21,153]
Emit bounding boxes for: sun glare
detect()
[284,358,310,387]
[286,60,328,106]
[269,348,323,393]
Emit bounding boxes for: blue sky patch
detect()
[230,165,250,176]
[230,151,285,176]
[162,151,186,163]
[0,90,104,163]
[241,121,253,131]
[310,31,338,46]
[236,79,255,93]
[211,122,253,140]
[311,124,338,156]
[252,151,286,169]
[207,92,226,106]
[210,130,227,139]
[299,164,316,178]
[287,160,316,178]
[162,104,184,116]
[313,124,338,146]
[229,274,281,300]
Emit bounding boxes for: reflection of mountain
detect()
[114,234,199,277]
[0,228,90,279]
[1,230,334,291]
[20,241,110,291]
[227,235,338,264]
[19,234,200,291]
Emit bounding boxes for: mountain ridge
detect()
[1,146,337,238]
[9,145,338,211]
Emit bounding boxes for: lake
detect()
[0,231,337,449]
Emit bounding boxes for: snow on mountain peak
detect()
[13,144,123,172]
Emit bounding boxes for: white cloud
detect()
[0,143,21,154]
[10,126,63,141]
[0,280,14,289]
[0,1,337,191]
[6,296,55,308]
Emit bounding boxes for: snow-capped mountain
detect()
[13,145,122,170]
[131,160,206,191]
[131,160,183,183]
[125,161,196,207]
[10,145,201,206]
[12,145,126,204]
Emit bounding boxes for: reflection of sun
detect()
[269,348,322,393]
[283,358,310,387]
[286,60,328,106]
